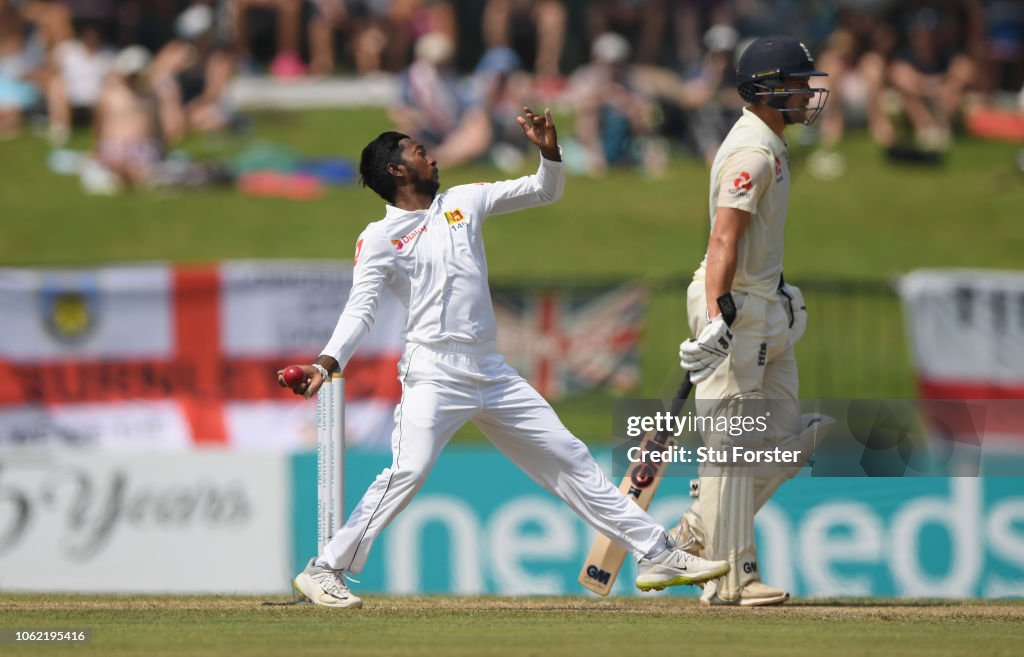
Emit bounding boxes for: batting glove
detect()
[778,283,807,344]
[679,315,735,383]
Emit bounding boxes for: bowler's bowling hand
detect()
[277,365,324,399]
[517,107,560,161]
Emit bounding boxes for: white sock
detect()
[640,533,670,560]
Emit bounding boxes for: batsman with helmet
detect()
[672,35,837,606]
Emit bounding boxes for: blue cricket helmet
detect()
[736,35,829,125]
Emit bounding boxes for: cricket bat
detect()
[578,373,694,596]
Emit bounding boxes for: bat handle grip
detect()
[668,372,693,418]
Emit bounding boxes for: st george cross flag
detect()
[0,261,405,450]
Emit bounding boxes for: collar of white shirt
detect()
[383,198,438,220]
[741,107,788,150]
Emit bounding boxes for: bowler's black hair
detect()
[359,131,409,204]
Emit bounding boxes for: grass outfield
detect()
[2,595,1022,657]
[3,111,1022,277]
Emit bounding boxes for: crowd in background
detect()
[1,1,1022,187]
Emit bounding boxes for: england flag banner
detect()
[0,261,406,450]
[899,269,1024,452]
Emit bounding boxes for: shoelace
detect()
[675,536,700,552]
[675,534,699,553]
[312,570,350,598]
[661,548,708,567]
[680,550,708,563]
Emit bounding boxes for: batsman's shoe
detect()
[293,558,363,609]
[700,580,790,607]
[635,547,729,592]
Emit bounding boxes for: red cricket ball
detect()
[282,365,306,387]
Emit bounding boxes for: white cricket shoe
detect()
[667,514,713,589]
[292,558,363,609]
[635,546,730,592]
[700,580,790,607]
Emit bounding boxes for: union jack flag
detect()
[493,284,647,400]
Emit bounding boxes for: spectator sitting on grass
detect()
[430,46,534,170]
[810,5,897,180]
[150,3,236,143]
[0,0,45,138]
[45,18,114,145]
[388,31,464,151]
[568,31,665,177]
[92,45,163,187]
[889,7,976,153]
[675,24,744,166]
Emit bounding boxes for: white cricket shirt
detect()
[321,154,565,370]
[693,108,791,300]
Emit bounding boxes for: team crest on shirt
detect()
[444,208,469,231]
[774,156,784,182]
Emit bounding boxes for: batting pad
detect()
[752,412,835,509]
[699,466,757,602]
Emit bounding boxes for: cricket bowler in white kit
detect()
[278,107,729,608]
[672,36,836,606]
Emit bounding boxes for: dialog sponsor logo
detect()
[392,225,428,251]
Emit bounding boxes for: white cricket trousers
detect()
[321,340,665,573]
[684,281,800,600]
